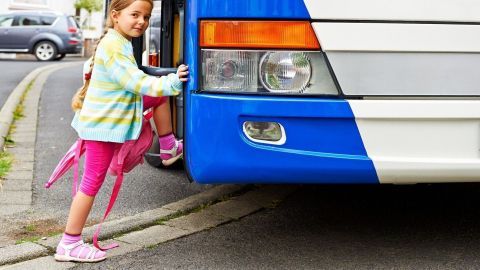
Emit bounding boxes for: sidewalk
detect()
[0,62,81,216]
[0,184,296,269]
[0,60,299,268]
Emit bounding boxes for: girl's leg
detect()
[64,192,94,235]
[143,96,183,165]
[151,98,173,136]
[56,140,116,263]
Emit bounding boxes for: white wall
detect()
[79,8,105,39]
[48,0,75,15]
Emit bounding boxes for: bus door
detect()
[133,0,186,168]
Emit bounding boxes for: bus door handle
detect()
[139,66,177,77]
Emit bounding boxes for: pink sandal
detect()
[160,139,183,166]
[55,240,106,263]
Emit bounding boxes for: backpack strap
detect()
[92,141,133,251]
[92,169,123,251]
[72,139,84,197]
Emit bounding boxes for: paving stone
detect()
[11,129,35,134]
[8,148,35,158]
[6,148,34,156]
[0,242,48,266]
[116,225,187,247]
[206,198,262,220]
[10,162,33,171]
[164,209,230,233]
[0,179,31,191]
[11,155,34,163]
[17,123,36,128]
[10,127,35,132]
[22,98,39,103]
[4,171,31,180]
[0,205,30,216]
[10,141,34,148]
[14,122,36,127]
[17,117,34,122]
[10,137,35,144]
[0,191,31,205]
[99,239,142,258]
[1,256,75,270]
[37,235,61,250]
[9,130,36,135]
[134,207,176,222]
[23,97,40,103]
[13,123,36,129]
[163,184,244,212]
[231,185,298,208]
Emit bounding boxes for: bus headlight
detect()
[201,49,338,95]
[260,52,311,93]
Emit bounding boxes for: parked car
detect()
[0,10,82,61]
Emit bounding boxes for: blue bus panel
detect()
[184,0,378,184]
[185,95,378,184]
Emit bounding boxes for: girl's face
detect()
[112,1,152,40]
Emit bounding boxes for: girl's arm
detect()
[105,51,183,97]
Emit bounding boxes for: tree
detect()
[74,0,103,30]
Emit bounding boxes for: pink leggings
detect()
[79,96,166,197]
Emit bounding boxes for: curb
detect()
[0,184,245,266]
[0,185,298,268]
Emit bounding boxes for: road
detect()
[73,183,480,269]
[0,59,49,109]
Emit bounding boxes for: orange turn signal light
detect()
[200,21,320,49]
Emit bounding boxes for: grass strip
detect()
[0,151,12,179]
[0,80,34,185]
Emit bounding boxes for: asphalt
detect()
[0,60,296,268]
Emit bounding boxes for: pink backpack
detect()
[108,117,153,176]
[45,114,154,251]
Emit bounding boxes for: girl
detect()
[54,0,188,263]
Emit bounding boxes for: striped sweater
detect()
[71,29,182,143]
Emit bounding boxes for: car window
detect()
[41,16,56,25]
[15,15,41,26]
[0,16,13,27]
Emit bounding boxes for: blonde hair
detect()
[71,0,154,111]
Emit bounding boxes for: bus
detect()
[129,0,480,184]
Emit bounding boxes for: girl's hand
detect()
[177,64,189,82]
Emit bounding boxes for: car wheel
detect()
[34,41,58,61]
[54,53,66,61]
